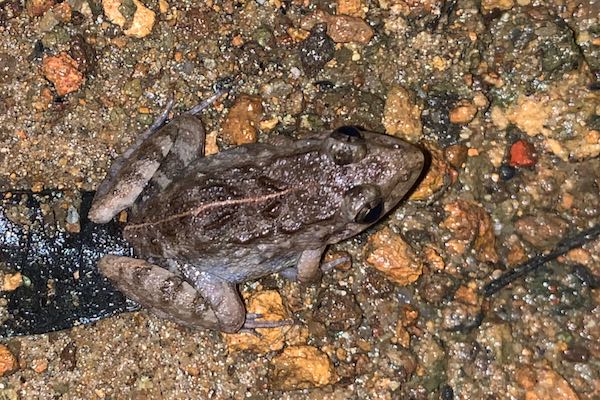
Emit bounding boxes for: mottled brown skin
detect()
[89,104,424,333]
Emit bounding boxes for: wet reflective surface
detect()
[0,191,138,337]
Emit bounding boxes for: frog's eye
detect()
[342,184,385,224]
[323,126,367,165]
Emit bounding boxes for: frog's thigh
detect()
[281,247,325,283]
[98,255,223,331]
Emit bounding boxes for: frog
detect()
[88,93,425,333]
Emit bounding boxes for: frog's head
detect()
[321,126,425,243]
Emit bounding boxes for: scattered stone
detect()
[382,85,423,142]
[42,52,84,96]
[2,272,23,291]
[410,142,451,201]
[38,2,71,31]
[441,283,483,331]
[68,35,97,75]
[102,0,156,38]
[562,344,590,363]
[298,24,335,76]
[336,0,366,18]
[516,366,580,400]
[394,305,419,348]
[421,92,460,146]
[444,144,468,169]
[270,345,337,390]
[220,94,263,145]
[60,342,77,371]
[313,287,363,332]
[480,0,514,13]
[0,345,17,377]
[509,139,537,168]
[27,0,55,17]
[442,200,499,263]
[420,273,454,304]
[301,9,373,44]
[499,164,516,181]
[0,0,23,22]
[31,358,49,373]
[223,290,291,353]
[364,227,423,286]
[448,100,477,125]
[514,213,569,250]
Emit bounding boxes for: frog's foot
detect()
[185,87,230,116]
[243,313,295,329]
[320,253,351,273]
[98,255,227,331]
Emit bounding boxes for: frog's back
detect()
[122,128,424,279]
[123,137,341,261]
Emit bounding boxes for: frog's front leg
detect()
[280,247,325,283]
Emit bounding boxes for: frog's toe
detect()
[243,313,295,329]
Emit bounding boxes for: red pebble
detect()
[509,139,537,167]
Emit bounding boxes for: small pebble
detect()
[509,139,537,168]
[0,345,17,376]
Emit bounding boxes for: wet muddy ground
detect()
[0,0,599,398]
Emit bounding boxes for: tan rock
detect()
[337,0,366,17]
[410,142,450,201]
[0,345,17,377]
[449,100,477,125]
[2,272,23,291]
[270,346,337,390]
[31,358,49,373]
[42,53,84,96]
[517,366,580,400]
[102,0,156,38]
[506,96,552,137]
[442,200,499,263]
[222,290,292,353]
[27,0,55,16]
[220,94,263,145]
[481,0,514,12]
[102,0,126,26]
[382,85,422,142]
[364,227,423,286]
[125,0,156,38]
[502,72,600,161]
[301,9,373,44]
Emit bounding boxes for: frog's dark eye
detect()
[323,126,367,165]
[331,126,362,140]
[355,198,384,224]
[342,184,385,224]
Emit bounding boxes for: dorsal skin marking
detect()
[124,188,296,231]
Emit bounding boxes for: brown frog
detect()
[88,95,424,333]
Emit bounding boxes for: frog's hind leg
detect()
[98,255,224,330]
[99,255,287,332]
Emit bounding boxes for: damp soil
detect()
[0,0,599,399]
